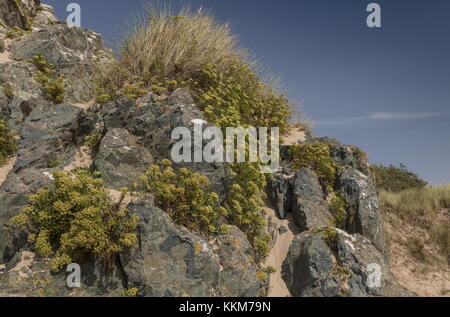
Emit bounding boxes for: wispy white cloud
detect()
[314,111,450,126]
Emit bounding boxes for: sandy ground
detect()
[72,99,95,110]
[63,146,92,173]
[282,127,306,146]
[0,51,10,63]
[9,251,35,278]
[0,156,16,187]
[0,39,12,64]
[264,199,301,297]
[383,211,450,297]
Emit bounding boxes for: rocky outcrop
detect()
[267,174,292,219]
[0,0,38,30]
[282,228,414,297]
[291,168,334,231]
[311,137,370,175]
[0,250,125,297]
[121,197,261,297]
[94,128,153,190]
[100,90,231,199]
[9,23,111,104]
[337,168,387,261]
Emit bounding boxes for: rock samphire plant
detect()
[11,170,138,272]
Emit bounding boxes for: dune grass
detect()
[379,186,450,262]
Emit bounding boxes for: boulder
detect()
[291,168,334,231]
[9,23,112,103]
[0,62,47,133]
[100,90,231,199]
[214,226,262,297]
[0,251,125,297]
[311,137,369,175]
[267,174,292,219]
[14,103,79,172]
[0,168,53,263]
[282,228,413,297]
[120,197,261,297]
[94,128,153,190]
[0,0,39,30]
[337,168,387,261]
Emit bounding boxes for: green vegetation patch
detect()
[0,120,17,166]
[370,163,428,193]
[29,55,65,104]
[141,160,227,234]
[289,142,338,192]
[11,170,138,272]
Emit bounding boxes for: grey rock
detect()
[267,174,292,219]
[120,197,261,297]
[14,103,79,172]
[94,128,153,190]
[0,168,53,263]
[0,62,46,134]
[311,137,369,175]
[100,90,231,199]
[291,168,334,231]
[9,23,112,103]
[0,0,39,29]
[282,228,413,297]
[0,251,125,297]
[279,225,288,235]
[337,168,387,261]
[215,226,261,297]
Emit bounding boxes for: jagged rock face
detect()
[0,251,126,296]
[291,168,334,231]
[0,168,53,263]
[94,128,153,190]
[120,197,261,297]
[311,137,370,176]
[0,0,38,29]
[267,174,292,219]
[0,63,47,134]
[100,90,231,199]
[282,229,413,297]
[337,168,387,261]
[15,103,79,171]
[9,23,111,103]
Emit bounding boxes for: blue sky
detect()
[45,0,450,184]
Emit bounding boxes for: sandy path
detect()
[283,127,306,146]
[264,200,300,297]
[0,156,16,187]
[0,39,12,64]
[72,99,95,110]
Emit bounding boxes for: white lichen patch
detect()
[43,172,54,180]
[191,119,207,125]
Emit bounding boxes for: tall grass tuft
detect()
[379,185,450,261]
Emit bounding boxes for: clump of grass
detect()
[380,185,450,261]
[380,186,450,218]
[11,170,138,272]
[109,4,244,88]
[0,120,17,166]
